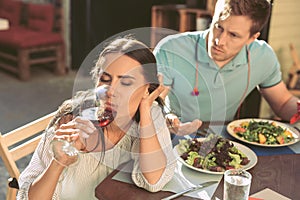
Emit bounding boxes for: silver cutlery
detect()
[161,181,218,200]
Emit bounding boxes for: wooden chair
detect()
[0,111,56,200]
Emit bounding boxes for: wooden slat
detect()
[0,134,20,178]
[4,112,55,147]
[6,188,18,200]
[28,45,61,52]
[0,52,18,61]
[10,135,43,161]
[0,63,18,73]
[29,57,57,65]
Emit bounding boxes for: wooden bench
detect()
[0,0,66,81]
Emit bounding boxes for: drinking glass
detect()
[223,169,252,200]
[50,85,115,161]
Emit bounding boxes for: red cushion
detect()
[27,3,54,32]
[0,0,22,26]
[0,27,63,48]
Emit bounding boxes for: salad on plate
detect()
[177,135,251,173]
[231,119,296,145]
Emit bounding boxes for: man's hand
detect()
[165,113,202,136]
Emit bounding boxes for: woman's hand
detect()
[139,85,165,111]
[52,117,97,166]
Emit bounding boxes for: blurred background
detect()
[0,0,300,199]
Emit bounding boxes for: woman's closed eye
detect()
[99,72,112,84]
[99,72,135,86]
[119,76,134,86]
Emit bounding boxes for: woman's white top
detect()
[17,104,176,200]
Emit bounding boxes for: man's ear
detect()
[246,32,260,45]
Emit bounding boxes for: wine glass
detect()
[50,85,115,163]
[80,85,115,128]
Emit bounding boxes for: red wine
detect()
[91,109,115,127]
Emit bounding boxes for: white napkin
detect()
[250,188,292,200]
[162,161,222,199]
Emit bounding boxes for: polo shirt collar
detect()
[197,30,210,63]
[225,45,248,70]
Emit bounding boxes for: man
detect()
[153,0,298,134]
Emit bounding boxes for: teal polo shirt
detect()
[153,30,282,121]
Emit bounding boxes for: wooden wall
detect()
[260,0,300,118]
[269,0,300,81]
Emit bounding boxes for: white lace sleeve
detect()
[131,104,176,192]
[17,127,59,200]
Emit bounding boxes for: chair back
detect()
[0,111,56,200]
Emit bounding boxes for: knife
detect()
[161,181,218,200]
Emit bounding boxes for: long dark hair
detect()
[91,36,165,122]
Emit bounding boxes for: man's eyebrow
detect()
[229,30,241,36]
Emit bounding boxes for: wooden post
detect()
[18,49,30,81]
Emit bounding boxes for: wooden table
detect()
[95,154,300,200]
[213,154,300,199]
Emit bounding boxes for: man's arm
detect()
[260,81,299,121]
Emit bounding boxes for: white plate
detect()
[174,138,258,175]
[227,118,300,147]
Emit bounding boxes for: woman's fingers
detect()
[54,117,98,150]
[73,117,97,135]
[56,117,96,136]
[146,85,165,102]
[55,126,79,137]
[158,74,170,100]
[53,132,86,151]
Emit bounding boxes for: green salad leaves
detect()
[178,135,250,172]
[233,120,294,145]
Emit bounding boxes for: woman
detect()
[17,37,176,199]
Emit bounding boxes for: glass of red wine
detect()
[50,85,115,161]
[80,85,115,128]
